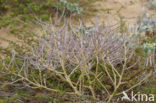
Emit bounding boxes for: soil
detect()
[85,0,156,26]
[0,27,17,48]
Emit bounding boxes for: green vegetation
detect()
[0,0,83,17]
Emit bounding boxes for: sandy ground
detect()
[0,0,156,48]
[0,27,17,48]
[85,0,156,26]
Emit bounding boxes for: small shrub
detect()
[147,0,156,10]
[1,18,155,102]
[136,8,156,66]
